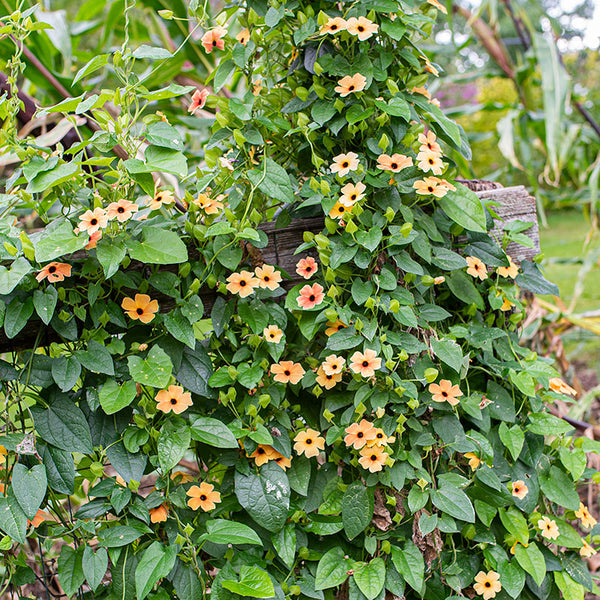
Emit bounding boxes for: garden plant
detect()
[0,1,599,599]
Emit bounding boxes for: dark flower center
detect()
[342,161,349,168]
[306,266,312,271]
[91,218,98,225]
[118,206,125,213]
[326,374,332,380]
[284,370,290,376]
[258,448,265,455]
[331,24,338,30]
[485,582,491,588]
[264,276,270,281]
[442,391,448,397]
[306,439,312,444]
[240,280,247,286]
[357,432,364,438]
[428,186,434,192]
[362,360,369,367]
[350,194,357,200]
[200,494,207,501]
[371,454,377,460]
[309,295,315,302]
[391,163,398,169]
[376,433,383,439]
[170,398,177,405]
[136,308,144,315]
[358,26,365,32]
[212,40,217,46]
[49,266,57,273]
[348,85,355,91]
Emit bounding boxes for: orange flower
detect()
[296,256,318,279]
[149,503,169,523]
[349,349,381,377]
[464,452,481,470]
[358,445,389,472]
[413,177,448,198]
[433,276,445,284]
[429,379,463,406]
[422,56,439,76]
[325,319,347,336]
[549,377,577,396]
[297,283,325,310]
[29,509,52,528]
[249,444,279,466]
[346,16,378,40]
[330,152,359,177]
[511,480,528,500]
[107,199,138,222]
[316,366,342,389]
[294,429,325,458]
[263,325,283,344]
[201,27,227,53]
[416,149,444,175]
[339,181,366,207]
[322,354,345,376]
[366,428,392,447]
[344,419,376,449]
[79,208,108,235]
[236,28,250,45]
[255,264,282,290]
[500,297,514,312]
[273,453,291,470]
[411,86,431,99]
[187,482,221,511]
[0,445,6,464]
[335,73,367,97]
[36,262,72,283]
[473,571,501,600]
[377,153,413,173]
[427,0,448,13]
[194,192,224,214]
[418,131,442,154]
[575,503,597,528]
[497,255,519,278]
[189,89,209,114]
[121,294,159,323]
[466,256,488,281]
[580,540,596,558]
[226,270,260,298]
[170,471,194,483]
[329,201,351,220]
[320,16,347,35]
[219,156,235,171]
[86,230,102,250]
[155,385,193,414]
[271,360,305,384]
[149,190,174,210]
[538,516,559,540]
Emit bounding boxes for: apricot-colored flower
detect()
[236,28,250,45]
[575,503,597,529]
[538,516,559,540]
[429,379,463,406]
[464,452,481,470]
[512,480,528,500]
[36,262,72,283]
[273,453,291,470]
[107,199,138,222]
[79,208,108,235]
[497,255,519,278]
[29,510,52,528]
[155,385,193,414]
[418,131,442,154]
[226,270,260,298]
[320,16,347,35]
[149,503,169,523]
[189,89,209,114]
[377,153,413,172]
[149,190,174,210]
[349,349,381,377]
[427,0,448,13]
[411,86,431,99]
[194,192,224,214]
[325,319,347,336]
[294,429,325,458]
[422,56,439,76]
[466,256,488,281]
[249,444,278,466]
[358,445,389,472]
[255,264,282,290]
[580,540,596,558]
[86,230,102,250]
[366,428,391,447]
[263,325,283,344]
[316,366,342,389]
[549,377,577,396]
[201,27,227,53]
[433,276,445,284]
[330,152,359,177]
[499,297,514,312]
[346,16,378,40]
[187,482,221,511]
[170,471,194,483]
[296,256,318,279]
[344,419,376,449]
[322,354,345,376]
[219,156,235,171]
[416,149,444,175]
[473,571,501,600]
[297,283,325,309]
[339,181,366,207]
[335,73,367,97]
[413,177,448,198]
[271,360,305,384]
[121,294,159,323]
[0,445,6,464]
[329,201,351,220]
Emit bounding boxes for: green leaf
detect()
[562,555,594,591]
[106,442,147,484]
[528,412,574,436]
[248,158,294,204]
[315,547,352,590]
[40,444,75,494]
[99,379,137,414]
[99,524,149,547]
[558,446,587,480]
[82,546,108,592]
[33,286,58,325]
[203,519,263,546]
[213,59,236,91]
[431,486,475,523]
[326,326,363,351]
[356,227,382,253]
[342,481,374,540]
[170,560,203,600]
[554,572,585,600]
[430,338,463,373]
[58,546,85,598]
[33,219,88,262]
[135,541,178,600]
[146,121,185,151]
[76,340,114,376]
[498,507,529,544]
[0,490,28,543]
[516,260,559,296]
[222,566,275,598]
[438,184,486,233]
[190,417,238,448]
[127,345,173,388]
[97,237,126,278]
[445,271,485,309]
[391,542,424,593]
[539,466,581,510]
[498,423,525,461]
[11,464,47,519]
[0,257,32,294]
[177,345,214,396]
[353,558,386,600]
[514,542,546,587]
[312,100,337,125]
[51,356,81,392]
[26,161,79,193]
[164,311,196,349]
[4,296,33,339]
[73,54,110,85]
[133,45,173,60]
[234,461,291,532]
[271,523,296,569]
[128,228,188,264]
[157,420,191,471]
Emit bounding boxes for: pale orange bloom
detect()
[344,419,376,449]
[418,131,442,154]
[497,255,519,278]
[255,264,282,290]
[189,89,209,114]
[187,482,221,511]
[464,452,481,470]
[473,571,501,600]
[201,27,227,53]
[273,453,291,470]
[549,377,577,396]
[170,471,194,483]
[538,516,559,540]
[149,503,169,523]
[79,208,108,235]
[194,192,224,214]
[263,325,283,344]
[335,73,367,97]
[86,230,102,250]
[271,360,305,384]
[512,480,528,500]
[236,29,250,45]
[325,319,347,336]
[500,297,514,312]
[29,509,52,528]
[252,79,263,96]
[219,156,235,171]
[411,86,431,99]
[329,201,351,220]
[316,366,342,389]
[297,283,325,309]
[322,354,345,376]
[149,190,174,210]
[422,56,439,76]
[294,429,325,458]
[249,444,279,466]
[433,276,445,284]
[339,181,366,207]
[466,256,488,280]
[121,294,159,323]
[417,149,444,175]
[107,199,138,222]
[296,256,318,279]
[0,445,6,464]
[320,16,347,35]
[330,152,359,177]
[575,503,597,528]
[36,262,72,283]
[226,271,260,298]
[349,348,381,377]
[413,177,448,198]
[358,445,389,472]
[427,0,448,13]
[580,540,596,557]
[346,16,378,40]
[429,379,463,406]
[377,153,413,172]
[155,385,193,414]
[366,428,392,447]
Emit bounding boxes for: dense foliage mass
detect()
[1,1,599,599]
